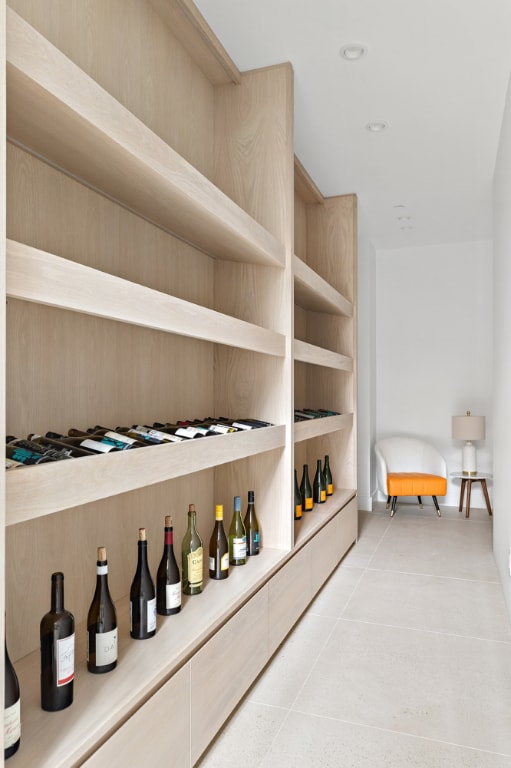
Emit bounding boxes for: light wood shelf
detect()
[11,546,287,768]
[6,425,286,526]
[6,7,285,268]
[293,254,353,317]
[293,339,353,370]
[2,2,357,765]
[293,488,357,549]
[294,413,354,443]
[6,240,285,357]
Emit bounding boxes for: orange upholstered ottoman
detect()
[387,472,446,517]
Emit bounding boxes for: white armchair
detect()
[375,436,447,517]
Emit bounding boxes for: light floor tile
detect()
[248,612,337,708]
[259,712,511,768]
[358,509,391,538]
[343,569,511,641]
[370,518,498,581]
[341,534,383,568]
[308,565,365,619]
[292,619,511,755]
[196,701,287,767]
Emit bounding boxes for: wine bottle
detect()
[244,490,260,556]
[313,458,327,504]
[40,572,75,711]
[294,469,303,520]
[87,547,118,673]
[157,516,181,615]
[323,454,334,496]
[209,505,229,580]
[300,464,313,511]
[228,495,246,565]
[130,529,156,639]
[4,631,20,759]
[182,504,203,595]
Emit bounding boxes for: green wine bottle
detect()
[209,505,229,580]
[300,464,313,511]
[313,458,327,504]
[294,469,303,520]
[229,495,247,565]
[182,505,203,595]
[244,490,260,556]
[323,454,334,496]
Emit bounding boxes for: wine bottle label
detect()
[232,537,247,559]
[135,426,184,443]
[175,426,206,438]
[321,490,327,502]
[187,547,203,587]
[95,627,118,666]
[97,564,108,575]
[165,582,181,609]
[5,457,23,470]
[220,553,229,571]
[80,438,115,453]
[327,484,333,495]
[305,497,313,510]
[147,598,157,632]
[56,633,75,686]
[104,431,137,446]
[295,504,302,518]
[231,421,253,430]
[208,424,235,434]
[4,698,21,748]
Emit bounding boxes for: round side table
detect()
[450,472,492,518]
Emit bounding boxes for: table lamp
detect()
[452,411,485,475]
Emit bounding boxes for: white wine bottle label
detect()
[232,537,247,559]
[80,439,114,453]
[188,547,203,587]
[104,431,137,446]
[96,627,118,666]
[56,633,75,686]
[176,426,205,438]
[4,698,21,748]
[147,598,157,632]
[166,582,181,609]
[220,553,229,571]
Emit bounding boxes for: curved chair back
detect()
[375,436,447,496]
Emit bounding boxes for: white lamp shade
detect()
[452,414,485,442]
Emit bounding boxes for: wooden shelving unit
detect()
[1,2,357,766]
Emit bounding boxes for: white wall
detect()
[374,240,493,508]
[357,204,376,511]
[493,72,511,612]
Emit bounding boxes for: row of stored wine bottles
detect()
[4,416,273,468]
[294,408,342,422]
[294,456,334,519]
[3,492,261,759]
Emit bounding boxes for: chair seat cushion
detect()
[387,472,446,496]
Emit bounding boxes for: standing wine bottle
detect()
[87,547,118,673]
[182,504,203,595]
[313,458,327,504]
[40,572,75,711]
[300,464,313,511]
[209,505,229,580]
[244,490,260,556]
[157,516,181,615]
[4,631,20,759]
[294,469,303,520]
[228,495,246,566]
[130,529,156,639]
[323,455,334,496]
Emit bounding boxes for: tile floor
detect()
[197,500,511,767]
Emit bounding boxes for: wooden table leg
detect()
[465,479,472,518]
[480,479,493,517]
[459,479,466,513]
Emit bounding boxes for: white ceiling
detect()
[194,0,511,250]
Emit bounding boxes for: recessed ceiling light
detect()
[366,121,388,133]
[340,43,367,61]
[397,215,412,222]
